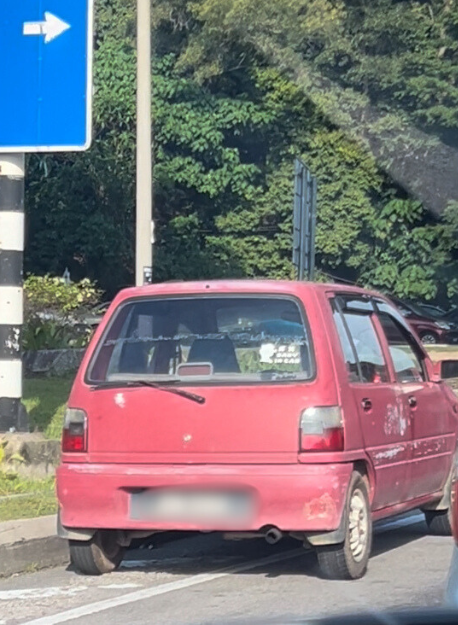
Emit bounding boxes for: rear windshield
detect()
[87,296,313,384]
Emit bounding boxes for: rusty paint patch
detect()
[303,492,337,520]
[374,445,404,463]
[414,438,446,457]
[384,402,407,437]
[114,393,126,409]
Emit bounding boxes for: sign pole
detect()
[292,158,318,281]
[136,0,153,286]
[0,154,26,432]
[309,176,317,281]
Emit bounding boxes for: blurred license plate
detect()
[130,490,252,522]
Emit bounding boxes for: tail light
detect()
[62,409,87,452]
[300,406,344,452]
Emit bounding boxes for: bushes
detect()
[24,275,100,317]
[22,320,91,351]
[23,276,101,351]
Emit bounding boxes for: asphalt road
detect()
[0,513,455,625]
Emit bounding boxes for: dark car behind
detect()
[390,297,458,345]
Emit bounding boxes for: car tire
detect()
[316,472,372,580]
[69,530,126,575]
[424,509,452,536]
[420,332,439,345]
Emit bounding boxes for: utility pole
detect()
[0,155,26,431]
[136,0,153,286]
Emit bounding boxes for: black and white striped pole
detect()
[0,154,27,432]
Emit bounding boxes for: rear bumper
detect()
[57,462,352,533]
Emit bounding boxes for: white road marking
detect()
[98,584,141,590]
[121,555,239,569]
[120,560,156,569]
[21,549,304,625]
[0,586,88,601]
[17,512,429,624]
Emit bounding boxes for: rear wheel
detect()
[424,509,452,536]
[69,530,126,575]
[316,473,372,580]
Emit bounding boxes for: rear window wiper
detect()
[91,380,206,404]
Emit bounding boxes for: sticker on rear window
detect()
[259,343,301,365]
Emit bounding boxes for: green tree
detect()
[24,0,458,304]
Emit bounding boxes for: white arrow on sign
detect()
[23,12,71,44]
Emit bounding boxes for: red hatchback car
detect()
[57,281,458,580]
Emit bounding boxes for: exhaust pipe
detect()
[265,527,283,545]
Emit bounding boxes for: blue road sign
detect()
[0,0,93,152]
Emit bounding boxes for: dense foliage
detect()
[23,276,100,350]
[25,0,458,303]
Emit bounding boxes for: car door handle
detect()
[361,398,372,412]
[408,396,417,409]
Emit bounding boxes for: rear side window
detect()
[332,310,359,382]
[377,313,425,383]
[88,296,314,384]
[342,313,389,383]
[332,300,389,384]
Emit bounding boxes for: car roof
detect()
[113,280,387,302]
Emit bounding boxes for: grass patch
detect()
[426,345,458,352]
[425,345,458,359]
[0,472,57,522]
[0,377,72,521]
[23,377,73,439]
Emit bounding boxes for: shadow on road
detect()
[371,520,428,559]
[66,517,431,580]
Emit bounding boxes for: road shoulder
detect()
[0,515,68,577]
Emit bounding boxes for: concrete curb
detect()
[0,515,189,577]
[0,515,69,577]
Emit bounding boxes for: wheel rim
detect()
[348,489,368,563]
[421,333,437,344]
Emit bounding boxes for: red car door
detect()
[375,301,455,500]
[331,296,411,510]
